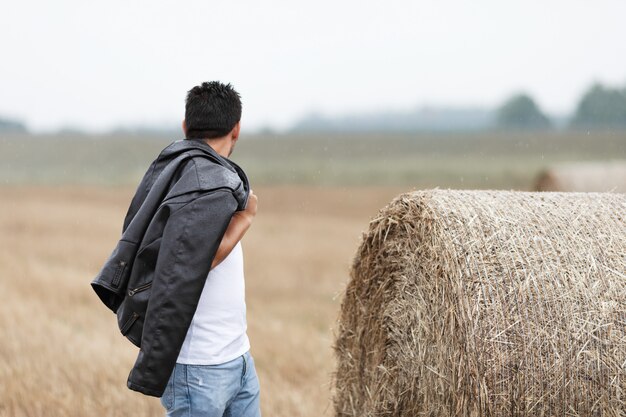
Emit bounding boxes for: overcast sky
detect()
[1,0,625,132]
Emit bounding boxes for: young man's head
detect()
[183,81,242,157]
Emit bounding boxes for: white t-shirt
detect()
[176,242,250,365]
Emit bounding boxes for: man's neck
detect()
[202,138,230,158]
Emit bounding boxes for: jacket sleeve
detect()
[122,160,157,233]
[126,189,239,396]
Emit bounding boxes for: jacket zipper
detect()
[120,312,140,335]
[127,282,152,297]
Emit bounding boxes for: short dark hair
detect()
[185,81,242,139]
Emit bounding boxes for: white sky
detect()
[1,0,625,132]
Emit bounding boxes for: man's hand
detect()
[211,190,258,269]
[236,189,258,221]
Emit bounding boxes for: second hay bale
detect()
[535,160,626,192]
[334,189,626,417]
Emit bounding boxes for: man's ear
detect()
[182,119,187,136]
[231,121,241,141]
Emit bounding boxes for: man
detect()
[91,81,261,416]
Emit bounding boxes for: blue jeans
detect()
[160,351,261,417]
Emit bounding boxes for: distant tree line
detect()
[3,82,625,134]
[497,82,626,130]
[0,116,27,133]
[292,81,626,133]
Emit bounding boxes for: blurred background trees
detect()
[496,94,551,130]
[290,82,626,133]
[571,83,626,129]
[3,82,626,135]
[0,116,27,133]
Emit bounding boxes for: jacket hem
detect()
[127,380,164,398]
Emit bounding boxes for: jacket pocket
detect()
[127,281,152,297]
[120,312,140,336]
[116,281,151,347]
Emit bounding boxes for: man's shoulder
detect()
[185,155,243,192]
[162,154,245,208]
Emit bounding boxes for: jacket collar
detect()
[177,139,250,207]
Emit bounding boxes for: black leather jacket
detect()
[91,139,249,397]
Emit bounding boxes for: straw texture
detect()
[535,161,626,193]
[334,189,626,417]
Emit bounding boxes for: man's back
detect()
[177,241,250,365]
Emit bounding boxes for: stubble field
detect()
[0,184,405,417]
[1,130,624,416]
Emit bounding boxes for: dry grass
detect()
[0,185,405,417]
[334,189,626,416]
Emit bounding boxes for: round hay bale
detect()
[334,189,625,417]
[535,161,626,192]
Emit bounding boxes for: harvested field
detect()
[535,160,626,192]
[335,189,626,417]
[0,185,405,417]
[2,131,625,190]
